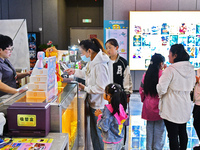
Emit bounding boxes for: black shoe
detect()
[194,146,200,150]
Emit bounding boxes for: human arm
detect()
[156,68,172,98]
[65,68,75,75]
[96,108,111,132]
[123,66,133,95]
[0,80,18,94]
[84,65,109,94]
[16,70,32,80]
[65,63,88,79]
[94,109,102,117]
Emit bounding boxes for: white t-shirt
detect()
[108,59,115,83]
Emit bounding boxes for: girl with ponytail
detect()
[95,83,128,150]
[139,53,166,150]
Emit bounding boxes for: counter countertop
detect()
[47,133,69,150]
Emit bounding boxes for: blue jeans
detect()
[146,120,166,150]
[104,139,123,150]
[89,106,104,150]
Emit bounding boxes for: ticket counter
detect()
[0,83,82,150]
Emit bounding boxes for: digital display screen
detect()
[129,11,200,70]
[28,33,37,51]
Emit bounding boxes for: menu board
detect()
[129,11,200,70]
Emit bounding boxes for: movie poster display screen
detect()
[129,11,200,70]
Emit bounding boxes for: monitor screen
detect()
[129,11,200,70]
[28,32,40,69]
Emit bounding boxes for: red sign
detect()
[90,34,97,39]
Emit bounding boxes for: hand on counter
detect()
[26,70,32,76]
[78,83,85,90]
[65,68,75,75]
[94,109,102,117]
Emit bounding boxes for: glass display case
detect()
[0,83,78,150]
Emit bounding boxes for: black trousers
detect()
[164,119,188,150]
[193,104,200,140]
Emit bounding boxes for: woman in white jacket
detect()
[66,38,110,150]
[157,44,196,150]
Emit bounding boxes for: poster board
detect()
[129,11,200,70]
[104,20,129,60]
[47,56,56,101]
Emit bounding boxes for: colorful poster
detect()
[130,11,200,70]
[179,23,187,34]
[0,138,53,150]
[133,35,141,46]
[142,35,151,46]
[188,35,195,46]
[1,143,23,150]
[196,24,200,34]
[196,35,200,46]
[161,23,170,35]
[161,36,169,46]
[20,143,52,150]
[134,25,142,34]
[151,26,159,35]
[142,26,151,35]
[178,36,187,46]
[104,20,129,60]
[47,56,56,101]
[170,35,178,46]
[187,23,196,35]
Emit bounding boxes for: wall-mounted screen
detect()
[129,11,200,70]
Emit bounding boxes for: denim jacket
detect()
[97,104,128,144]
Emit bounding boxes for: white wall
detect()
[0,19,30,71]
[70,27,103,46]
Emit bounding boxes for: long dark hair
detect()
[143,53,165,97]
[91,38,107,54]
[105,83,127,115]
[79,38,107,54]
[79,39,92,52]
[170,44,189,62]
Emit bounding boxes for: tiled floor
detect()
[86,92,200,150]
[129,92,200,150]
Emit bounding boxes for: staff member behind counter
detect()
[0,34,32,97]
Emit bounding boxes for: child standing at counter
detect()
[105,38,133,146]
[95,83,128,150]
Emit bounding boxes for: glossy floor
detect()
[129,92,199,150]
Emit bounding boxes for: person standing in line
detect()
[95,83,128,150]
[192,75,200,150]
[66,38,110,150]
[139,53,166,150]
[105,38,133,100]
[105,38,133,147]
[157,44,196,150]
